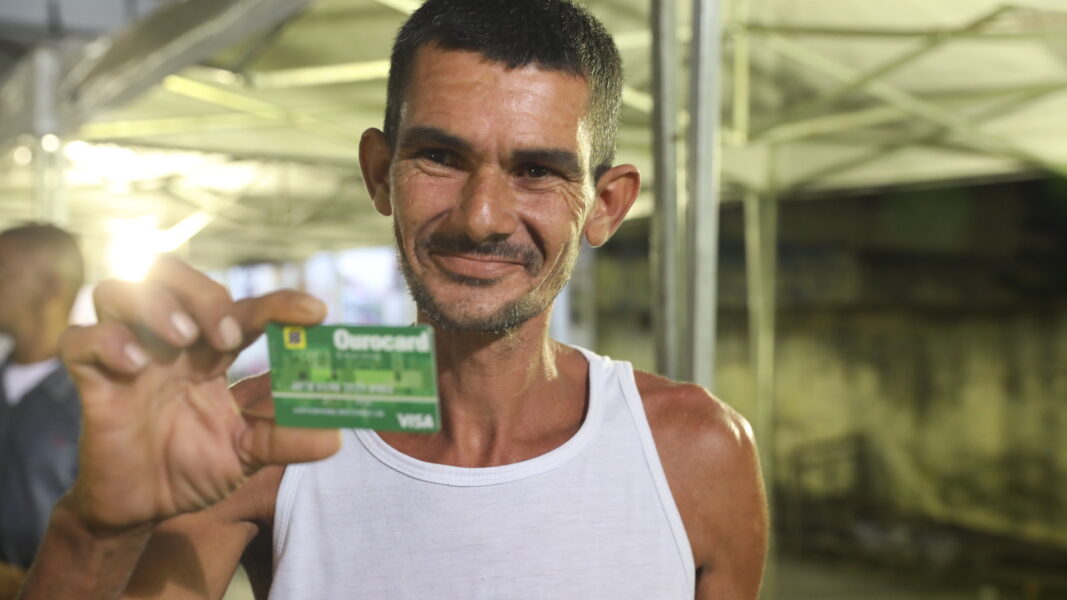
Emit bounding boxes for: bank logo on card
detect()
[283,326,307,349]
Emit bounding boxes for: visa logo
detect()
[397,413,435,430]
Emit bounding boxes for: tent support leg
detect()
[685,0,723,389]
[745,184,778,600]
[651,0,682,379]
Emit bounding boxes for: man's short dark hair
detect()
[0,223,84,306]
[385,0,623,182]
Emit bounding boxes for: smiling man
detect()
[18,1,767,599]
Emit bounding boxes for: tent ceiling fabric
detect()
[0,0,1065,272]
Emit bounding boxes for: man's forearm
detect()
[16,494,153,599]
[0,560,25,600]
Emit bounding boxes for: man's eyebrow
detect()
[398,126,473,153]
[511,149,583,177]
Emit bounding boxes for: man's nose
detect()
[448,167,518,243]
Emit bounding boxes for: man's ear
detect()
[584,164,640,247]
[359,128,393,216]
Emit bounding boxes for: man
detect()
[0,224,83,596]
[19,1,767,598]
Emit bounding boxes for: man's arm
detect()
[19,450,280,600]
[0,561,24,600]
[638,372,769,600]
[122,465,283,599]
[16,258,339,599]
[16,494,153,599]
[19,376,286,600]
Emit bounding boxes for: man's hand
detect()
[60,256,341,532]
[0,561,23,600]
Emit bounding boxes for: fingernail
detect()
[170,311,198,342]
[299,296,327,317]
[218,316,242,350]
[124,343,148,369]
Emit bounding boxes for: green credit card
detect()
[265,323,440,432]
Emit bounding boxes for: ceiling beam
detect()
[65,0,314,123]
[369,0,422,14]
[786,83,1065,191]
[161,75,362,146]
[755,83,1066,145]
[757,7,1010,134]
[249,60,390,89]
[765,33,1067,179]
[0,0,315,148]
[745,23,1063,40]
[85,140,360,168]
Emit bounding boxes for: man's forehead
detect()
[0,237,48,261]
[399,47,593,157]
[413,48,585,97]
[0,240,24,269]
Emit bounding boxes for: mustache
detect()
[421,233,542,275]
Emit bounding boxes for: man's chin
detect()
[419,305,531,335]
[402,257,543,334]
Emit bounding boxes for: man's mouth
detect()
[431,251,527,280]
[419,233,542,281]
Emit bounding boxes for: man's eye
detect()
[418,149,450,164]
[520,165,553,179]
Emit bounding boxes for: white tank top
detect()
[270,347,695,599]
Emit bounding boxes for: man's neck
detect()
[400,311,588,466]
[434,315,556,424]
[9,338,60,365]
[5,310,64,365]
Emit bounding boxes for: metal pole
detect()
[730,0,751,146]
[651,0,681,379]
[745,189,779,599]
[31,134,65,225]
[31,46,67,226]
[745,166,779,600]
[686,0,722,389]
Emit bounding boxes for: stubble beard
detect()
[394,224,580,335]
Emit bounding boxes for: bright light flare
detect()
[63,142,207,187]
[40,134,60,152]
[158,211,213,252]
[106,211,217,280]
[107,216,159,281]
[12,146,31,166]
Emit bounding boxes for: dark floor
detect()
[773,554,1016,600]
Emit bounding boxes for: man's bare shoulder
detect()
[633,370,756,462]
[633,370,767,586]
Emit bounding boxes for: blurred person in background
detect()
[0,223,83,598]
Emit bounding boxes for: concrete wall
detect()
[595,178,1067,547]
